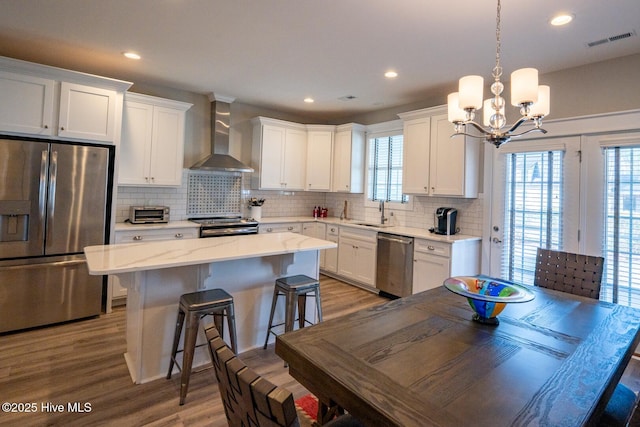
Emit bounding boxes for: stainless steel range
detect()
[190,216,259,238]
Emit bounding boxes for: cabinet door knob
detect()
[43,124,49,129]
[267,228,273,232]
[133,235,143,241]
[60,126,65,131]
[175,233,183,239]
[287,226,293,230]
[428,245,435,250]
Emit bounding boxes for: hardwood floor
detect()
[0,275,385,427]
[2,276,640,426]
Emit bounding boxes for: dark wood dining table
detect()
[276,284,640,426]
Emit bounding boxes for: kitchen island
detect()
[84,232,336,384]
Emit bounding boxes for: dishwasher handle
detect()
[377,234,413,245]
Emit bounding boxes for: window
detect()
[602,145,640,307]
[367,134,407,203]
[501,150,564,284]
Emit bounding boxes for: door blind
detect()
[602,146,640,307]
[502,150,564,284]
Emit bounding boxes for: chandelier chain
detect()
[493,0,502,80]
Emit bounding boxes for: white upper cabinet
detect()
[58,82,117,142]
[306,125,334,191]
[429,113,480,197]
[0,56,131,142]
[401,116,431,195]
[118,93,192,186]
[0,72,55,136]
[399,107,480,198]
[332,123,365,193]
[252,117,307,190]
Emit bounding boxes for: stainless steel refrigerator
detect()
[0,136,113,333]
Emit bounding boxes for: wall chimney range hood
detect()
[190,94,254,172]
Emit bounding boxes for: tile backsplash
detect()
[115,169,483,236]
[187,172,242,217]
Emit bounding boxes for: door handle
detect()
[47,150,58,243]
[492,237,502,243]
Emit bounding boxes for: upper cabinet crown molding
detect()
[0,56,132,92]
[125,92,193,111]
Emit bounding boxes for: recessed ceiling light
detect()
[550,14,574,26]
[123,52,141,60]
[385,70,398,78]
[304,97,314,103]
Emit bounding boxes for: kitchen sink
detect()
[354,222,394,228]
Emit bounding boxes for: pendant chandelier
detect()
[447,0,550,148]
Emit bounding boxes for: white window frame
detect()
[364,119,413,211]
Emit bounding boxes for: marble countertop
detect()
[84,232,336,275]
[259,216,481,243]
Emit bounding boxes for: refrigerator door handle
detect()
[47,150,58,242]
[39,150,49,237]
[0,259,86,271]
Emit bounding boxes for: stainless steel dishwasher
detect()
[376,233,414,298]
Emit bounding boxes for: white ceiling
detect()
[0,0,639,121]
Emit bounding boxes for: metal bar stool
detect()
[166,288,237,405]
[263,275,323,349]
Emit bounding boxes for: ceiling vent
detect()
[587,30,636,48]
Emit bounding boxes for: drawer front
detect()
[115,228,199,243]
[326,225,339,237]
[259,223,302,234]
[414,238,451,257]
[339,227,377,243]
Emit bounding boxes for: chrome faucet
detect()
[379,200,388,225]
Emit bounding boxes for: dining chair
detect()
[206,325,364,427]
[534,247,604,299]
[534,247,638,426]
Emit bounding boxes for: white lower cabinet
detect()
[108,224,199,310]
[412,238,481,294]
[322,225,339,274]
[338,227,377,287]
[302,222,327,268]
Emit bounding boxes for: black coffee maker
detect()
[433,207,458,235]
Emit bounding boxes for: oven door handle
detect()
[200,227,258,237]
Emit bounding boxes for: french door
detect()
[583,131,640,306]
[489,137,581,284]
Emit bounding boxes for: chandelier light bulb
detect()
[448,93,466,123]
[530,85,551,117]
[458,75,484,110]
[511,68,539,106]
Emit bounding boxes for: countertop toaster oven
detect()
[129,206,170,224]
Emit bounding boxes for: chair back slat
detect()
[534,248,604,299]
[205,326,300,427]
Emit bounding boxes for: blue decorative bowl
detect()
[443,276,535,325]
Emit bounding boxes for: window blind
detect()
[502,150,564,285]
[367,135,406,203]
[602,146,640,308]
